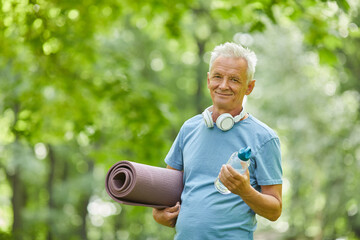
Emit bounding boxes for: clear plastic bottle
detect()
[214,146,252,194]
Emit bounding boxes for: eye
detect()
[231,78,240,82]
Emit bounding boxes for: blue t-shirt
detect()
[165,114,282,240]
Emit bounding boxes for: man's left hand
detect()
[219,164,251,196]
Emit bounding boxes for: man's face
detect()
[207,56,255,113]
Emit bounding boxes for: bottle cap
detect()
[238,146,251,160]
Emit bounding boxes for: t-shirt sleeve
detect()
[254,137,282,186]
[164,128,184,171]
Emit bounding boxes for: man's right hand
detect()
[152,202,180,228]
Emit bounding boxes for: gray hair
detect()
[209,42,257,82]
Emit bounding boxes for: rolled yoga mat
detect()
[105,160,183,209]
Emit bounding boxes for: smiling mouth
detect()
[215,92,233,96]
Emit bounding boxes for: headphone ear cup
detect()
[216,113,234,131]
[202,109,214,128]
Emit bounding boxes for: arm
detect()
[152,165,181,227]
[219,165,282,221]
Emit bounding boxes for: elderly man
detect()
[153,42,282,240]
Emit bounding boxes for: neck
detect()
[211,106,246,122]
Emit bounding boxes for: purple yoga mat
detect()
[105,160,183,209]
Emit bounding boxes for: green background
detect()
[1,0,360,239]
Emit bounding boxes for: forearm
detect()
[219,165,282,220]
[240,185,282,221]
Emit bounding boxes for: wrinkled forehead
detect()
[210,56,248,75]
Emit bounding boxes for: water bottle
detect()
[214,146,252,194]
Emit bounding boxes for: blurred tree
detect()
[247,22,360,239]
[0,0,359,239]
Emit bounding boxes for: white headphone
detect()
[202,106,246,131]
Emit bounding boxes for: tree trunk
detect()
[9,103,25,240]
[47,144,56,240]
[195,39,207,114]
[79,159,94,240]
[9,166,24,240]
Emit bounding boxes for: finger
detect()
[220,175,237,192]
[167,202,180,213]
[153,202,179,215]
[221,164,237,180]
[165,206,180,224]
[226,165,244,180]
[219,165,229,182]
[219,166,235,187]
[166,209,180,220]
[221,166,244,187]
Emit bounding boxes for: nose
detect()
[219,78,229,89]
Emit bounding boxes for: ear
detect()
[245,79,256,95]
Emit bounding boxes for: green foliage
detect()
[0,231,13,240]
[1,0,360,239]
[248,23,360,239]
